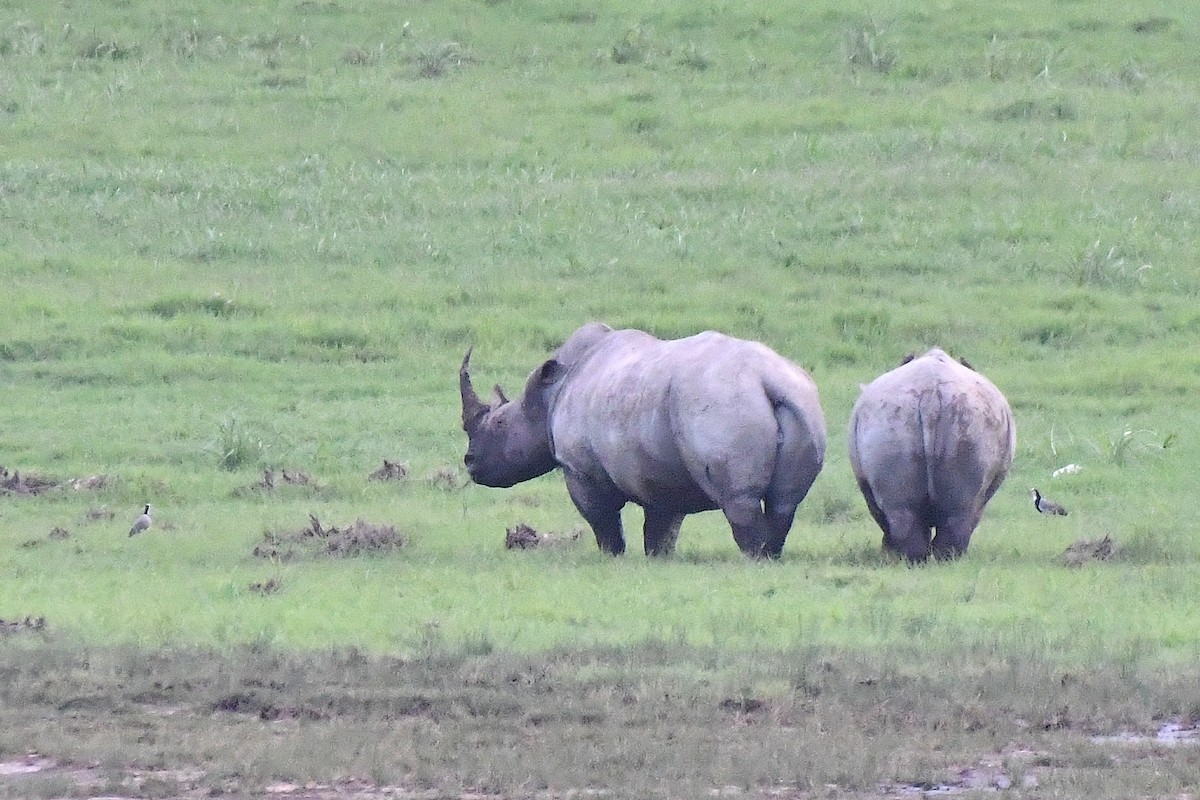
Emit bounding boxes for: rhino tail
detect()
[764,392,824,512]
[916,392,939,506]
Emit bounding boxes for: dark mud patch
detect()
[253,514,407,560]
[1061,534,1115,567]
[368,459,409,481]
[504,522,583,550]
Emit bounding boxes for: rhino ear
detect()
[491,384,509,406]
[522,358,566,411]
[536,358,566,387]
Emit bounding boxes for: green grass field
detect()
[1,1,1199,796]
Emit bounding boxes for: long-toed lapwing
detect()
[129,504,153,536]
[1030,488,1068,516]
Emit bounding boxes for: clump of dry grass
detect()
[253,513,406,560]
[368,459,409,482]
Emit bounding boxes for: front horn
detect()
[459,348,487,431]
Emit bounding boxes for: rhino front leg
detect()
[642,506,685,557]
[563,470,627,556]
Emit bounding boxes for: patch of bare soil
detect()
[1061,534,1115,567]
[504,522,583,550]
[253,514,407,560]
[368,459,409,481]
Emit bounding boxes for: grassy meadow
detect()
[1,0,1200,796]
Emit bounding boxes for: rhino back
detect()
[550,330,820,508]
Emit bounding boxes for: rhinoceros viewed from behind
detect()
[848,348,1015,562]
[460,322,827,558]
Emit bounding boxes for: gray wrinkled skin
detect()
[461,323,827,558]
[848,348,1015,562]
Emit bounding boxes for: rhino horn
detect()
[459,348,487,431]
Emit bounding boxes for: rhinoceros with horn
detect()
[848,348,1015,562]
[460,322,827,558]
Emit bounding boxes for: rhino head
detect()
[459,349,560,488]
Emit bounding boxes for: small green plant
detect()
[677,42,711,72]
[844,20,896,74]
[611,27,651,65]
[209,414,269,471]
[1070,240,1152,288]
[832,308,891,344]
[0,21,45,56]
[414,41,467,78]
[1108,428,1166,466]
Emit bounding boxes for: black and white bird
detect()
[1030,488,1067,516]
[129,504,153,536]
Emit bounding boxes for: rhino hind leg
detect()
[880,507,933,562]
[931,508,982,560]
[719,496,774,558]
[855,477,891,539]
[642,507,685,557]
[762,504,798,559]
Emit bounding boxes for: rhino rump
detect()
[848,348,1014,562]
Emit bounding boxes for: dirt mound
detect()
[248,578,281,595]
[237,468,327,497]
[1061,534,1116,567]
[368,459,409,481]
[67,474,108,491]
[428,465,466,490]
[0,466,109,496]
[85,505,115,521]
[0,467,59,496]
[505,522,583,550]
[0,616,46,635]
[254,514,407,560]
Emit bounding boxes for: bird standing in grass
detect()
[1030,488,1068,516]
[129,504,152,536]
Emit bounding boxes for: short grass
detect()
[1,0,1199,796]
